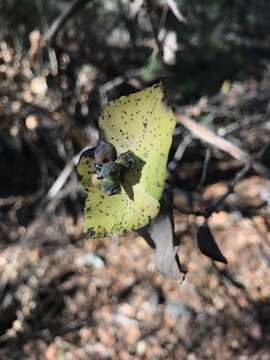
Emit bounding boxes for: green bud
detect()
[116,151,135,169]
[94,140,117,164]
[99,161,121,180]
[101,179,120,196]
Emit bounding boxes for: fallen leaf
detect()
[197,222,227,263]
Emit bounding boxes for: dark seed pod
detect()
[197,222,227,264]
[99,161,121,180]
[116,150,135,169]
[101,179,120,196]
[94,140,117,164]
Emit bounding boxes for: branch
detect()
[173,113,270,219]
[44,0,92,44]
[203,163,250,218]
[176,113,270,179]
[173,162,265,219]
[145,0,164,58]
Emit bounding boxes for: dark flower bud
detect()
[101,178,120,196]
[94,140,117,164]
[99,161,121,180]
[116,151,135,169]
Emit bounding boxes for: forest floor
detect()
[0,22,270,359]
[1,173,270,359]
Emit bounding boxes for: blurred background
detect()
[0,0,270,358]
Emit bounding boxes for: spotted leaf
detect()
[77,83,175,238]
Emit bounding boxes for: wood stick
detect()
[177,113,270,179]
[44,0,92,44]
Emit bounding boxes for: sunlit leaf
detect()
[77,83,175,238]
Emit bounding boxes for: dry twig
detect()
[177,113,270,179]
[44,0,93,44]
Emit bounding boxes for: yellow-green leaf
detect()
[77,83,175,238]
